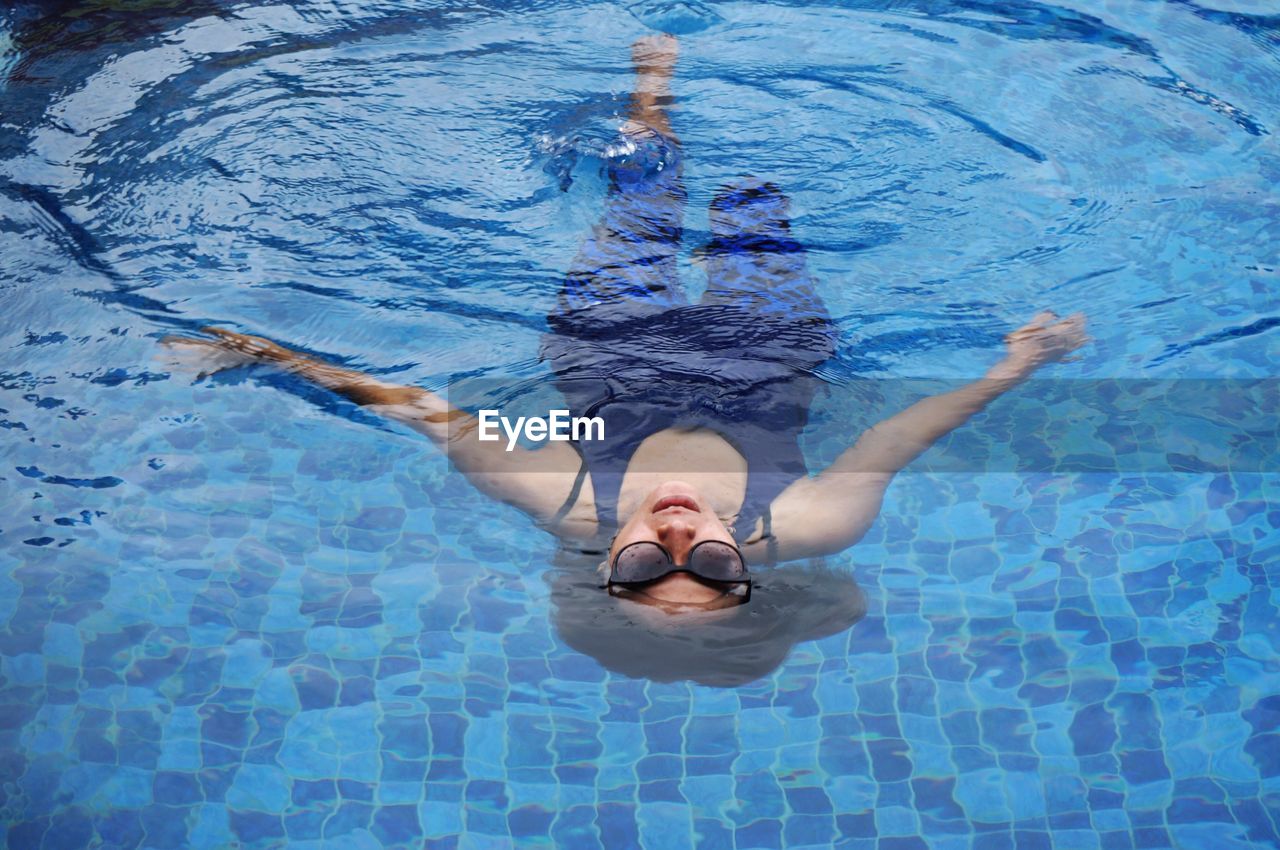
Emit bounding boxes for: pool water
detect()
[1,1,1278,848]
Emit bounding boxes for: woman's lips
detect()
[651,495,700,514]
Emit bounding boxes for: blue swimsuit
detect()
[541,126,837,543]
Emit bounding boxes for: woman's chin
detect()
[636,572,726,604]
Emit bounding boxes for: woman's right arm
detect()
[160,328,587,525]
[760,311,1088,560]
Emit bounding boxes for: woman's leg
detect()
[540,36,690,529]
[692,178,839,527]
[697,178,836,362]
[551,34,688,330]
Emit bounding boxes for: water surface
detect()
[1,1,1278,848]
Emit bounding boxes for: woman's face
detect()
[606,481,743,608]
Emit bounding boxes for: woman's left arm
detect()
[760,311,1088,560]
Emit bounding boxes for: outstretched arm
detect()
[159,329,587,528]
[757,312,1088,560]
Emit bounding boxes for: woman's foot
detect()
[632,33,678,80]
[628,34,679,138]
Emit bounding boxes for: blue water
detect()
[2,1,1279,848]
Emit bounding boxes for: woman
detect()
[162,35,1085,680]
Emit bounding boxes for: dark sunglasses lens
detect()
[689,542,747,581]
[612,542,671,584]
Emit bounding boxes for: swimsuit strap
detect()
[548,450,590,527]
[760,506,779,568]
[734,505,778,568]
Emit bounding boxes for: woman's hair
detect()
[547,550,866,688]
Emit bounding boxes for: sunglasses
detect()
[608,540,750,587]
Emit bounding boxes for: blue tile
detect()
[373,804,424,844]
[141,805,195,847]
[836,812,877,840]
[1098,830,1134,850]
[153,770,202,805]
[693,816,732,850]
[879,838,928,850]
[41,807,93,850]
[509,805,555,839]
[786,785,834,816]
[594,801,639,848]
[1069,703,1118,756]
[912,777,965,821]
[10,819,49,850]
[735,817,783,849]
[322,802,373,838]
[1133,827,1172,848]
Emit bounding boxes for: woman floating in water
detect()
[163,34,1086,684]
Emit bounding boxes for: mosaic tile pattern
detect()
[2,375,1278,848]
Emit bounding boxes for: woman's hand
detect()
[988,310,1088,381]
[158,327,300,379]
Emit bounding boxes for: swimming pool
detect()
[1,0,1278,847]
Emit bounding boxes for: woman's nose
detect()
[656,518,697,552]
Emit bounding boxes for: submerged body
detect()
[161,34,1086,622]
